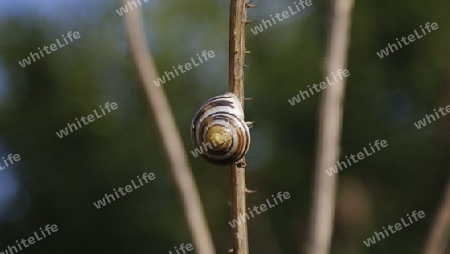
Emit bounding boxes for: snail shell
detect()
[191,92,250,165]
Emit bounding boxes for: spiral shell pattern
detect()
[191,92,250,165]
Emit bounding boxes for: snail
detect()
[191,92,251,165]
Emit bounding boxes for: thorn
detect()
[245,20,256,25]
[244,97,252,101]
[243,64,249,68]
[246,121,255,127]
[228,248,233,253]
[246,3,257,8]
[245,50,251,54]
[246,188,257,194]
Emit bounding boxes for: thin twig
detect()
[121,3,216,254]
[229,0,250,253]
[307,0,355,254]
[423,177,450,254]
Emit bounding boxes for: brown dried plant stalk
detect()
[307,0,355,254]
[229,0,253,253]
[121,2,216,254]
[423,178,450,254]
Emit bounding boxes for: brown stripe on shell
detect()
[191,93,250,166]
[191,96,236,138]
[198,112,249,165]
[200,114,237,162]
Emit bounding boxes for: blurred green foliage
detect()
[0,0,449,253]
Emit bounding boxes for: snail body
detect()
[191,92,250,165]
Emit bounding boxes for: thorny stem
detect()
[229,0,253,253]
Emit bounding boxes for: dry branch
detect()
[229,0,250,253]
[423,178,450,254]
[121,3,215,254]
[307,0,355,254]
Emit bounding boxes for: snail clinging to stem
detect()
[191,92,252,165]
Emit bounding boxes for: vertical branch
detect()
[121,3,216,254]
[423,178,450,254]
[307,0,355,254]
[229,0,250,253]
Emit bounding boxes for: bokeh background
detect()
[0,0,449,253]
